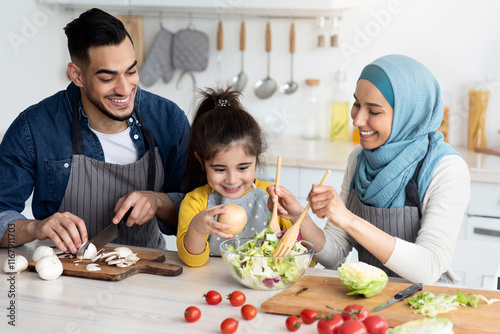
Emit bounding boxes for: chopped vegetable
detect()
[405,289,500,317]
[387,317,453,334]
[337,262,388,297]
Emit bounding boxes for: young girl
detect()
[177,87,291,267]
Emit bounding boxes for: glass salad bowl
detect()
[219,235,314,291]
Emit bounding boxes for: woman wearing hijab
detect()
[269,54,470,285]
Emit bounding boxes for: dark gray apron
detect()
[347,146,453,283]
[207,185,270,256]
[58,96,166,249]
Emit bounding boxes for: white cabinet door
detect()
[468,182,500,218]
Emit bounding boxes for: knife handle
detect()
[119,207,133,229]
[395,283,423,300]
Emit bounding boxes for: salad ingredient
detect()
[338,262,388,297]
[77,242,97,260]
[204,290,222,305]
[85,263,101,271]
[222,227,312,290]
[300,308,318,324]
[286,315,302,331]
[363,315,389,334]
[241,304,257,320]
[317,314,344,334]
[228,290,246,306]
[342,304,369,322]
[221,318,238,334]
[406,289,500,317]
[386,317,453,334]
[218,204,247,235]
[338,319,368,334]
[184,306,201,322]
[32,246,56,262]
[35,255,63,280]
[3,255,28,273]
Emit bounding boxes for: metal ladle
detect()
[255,22,277,99]
[280,22,298,94]
[232,21,247,92]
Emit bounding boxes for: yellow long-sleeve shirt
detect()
[177,179,292,267]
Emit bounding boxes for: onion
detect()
[218,204,247,235]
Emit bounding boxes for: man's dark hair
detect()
[64,8,133,66]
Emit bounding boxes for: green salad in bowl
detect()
[219,227,314,290]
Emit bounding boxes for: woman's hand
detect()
[307,184,353,229]
[266,185,304,222]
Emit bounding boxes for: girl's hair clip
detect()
[216,99,230,107]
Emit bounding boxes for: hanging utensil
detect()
[272,170,331,258]
[216,20,223,76]
[280,22,298,95]
[255,22,277,99]
[232,21,248,92]
[268,156,282,233]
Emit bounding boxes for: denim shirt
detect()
[0,83,190,239]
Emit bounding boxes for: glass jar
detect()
[301,79,321,140]
[330,69,349,142]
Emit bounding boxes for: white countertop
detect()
[263,136,500,184]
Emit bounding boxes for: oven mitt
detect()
[172,28,209,72]
[139,28,175,87]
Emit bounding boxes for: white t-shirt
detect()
[90,127,138,165]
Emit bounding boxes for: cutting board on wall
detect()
[28,247,182,281]
[117,15,145,70]
[261,275,500,334]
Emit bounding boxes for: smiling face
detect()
[68,38,139,133]
[351,79,394,150]
[202,142,257,200]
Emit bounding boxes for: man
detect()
[0,8,189,253]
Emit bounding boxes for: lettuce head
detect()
[338,262,388,297]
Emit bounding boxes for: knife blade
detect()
[371,283,423,312]
[76,207,133,258]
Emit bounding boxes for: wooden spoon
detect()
[268,156,282,233]
[272,170,331,258]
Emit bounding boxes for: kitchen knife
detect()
[371,283,423,312]
[76,207,133,258]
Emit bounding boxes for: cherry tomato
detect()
[300,308,318,324]
[338,319,368,334]
[286,315,302,332]
[342,304,369,322]
[241,304,257,320]
[184,306,201,323]
[221,318,238,334]
[317,314,344,334]
[204,290,222,305]
[227,290,246,307]
[363,315,389,334]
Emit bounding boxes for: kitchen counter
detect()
[263,136,500,184]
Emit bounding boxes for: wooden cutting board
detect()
[117,15,145,70]
[261,275,500,334]
[28,247,182,281]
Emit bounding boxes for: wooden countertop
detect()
[263,136,500,184]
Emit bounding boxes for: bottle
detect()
[302,79,321,140]
[330,69,350,142]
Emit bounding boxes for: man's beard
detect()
[88,94,134,122]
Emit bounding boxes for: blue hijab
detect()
[352,54,459,208]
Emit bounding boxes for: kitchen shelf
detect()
[38,0,357,20]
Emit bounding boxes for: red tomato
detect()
[300,308,318,324]
[286,315,302,332]
[184,306,201,323]
[363,315,389,334]
[317,314,344,334]
[204,290,222,305]
[221,318,238,334]
[342,304,369,322]
[338,319,368,334]
[241,304,257,320]
[227,290,246,307]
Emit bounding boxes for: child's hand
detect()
[188,204,235,239]
[266,185,304,221]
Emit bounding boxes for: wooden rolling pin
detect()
[474,147,500,157]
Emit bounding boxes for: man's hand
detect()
[113,191,161,227]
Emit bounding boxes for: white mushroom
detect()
[77,243,97,260]
[114,247,133,258]
[85,263,101,272]
[90,249,105,262]
[32,246,56,262]
[35,255,63,280]
[3,255,28,274]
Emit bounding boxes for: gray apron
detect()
[207,185,270,256]
[58,95,166,249]
[347,145,453,284]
